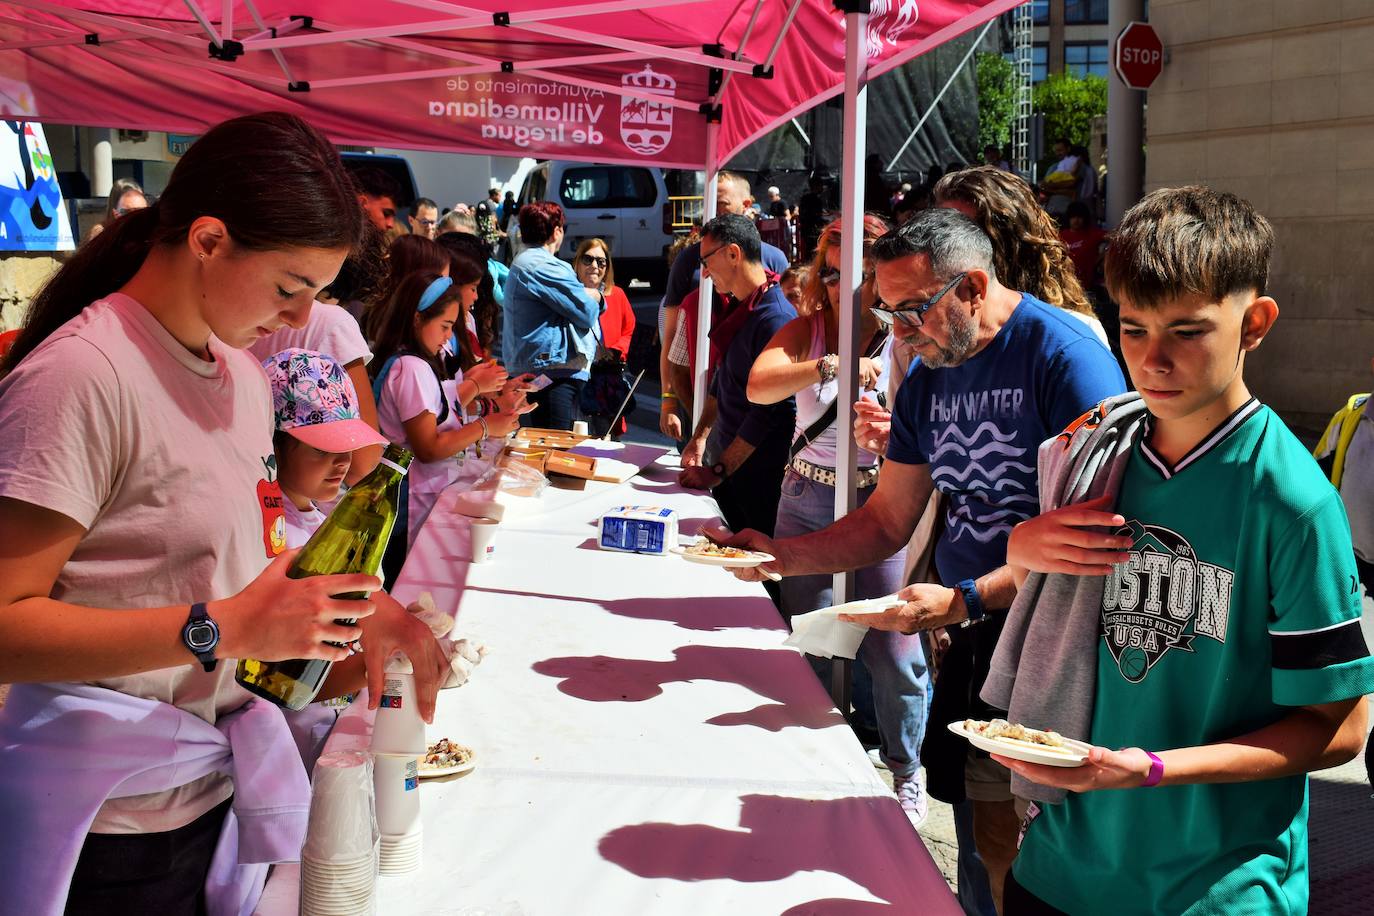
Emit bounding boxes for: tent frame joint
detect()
[699,102,722,122]
[500,60,514,72]
[493,11,510,27]
[84,32,99,46]
[832,0,870,13]
[751,63,773,79]
[207,38,243,61]
[289,15,313,30]
[288,80,310,91]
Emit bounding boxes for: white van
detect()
[510,161,674,288]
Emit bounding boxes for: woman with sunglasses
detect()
[574,238,636,438]
[746,214,932,828]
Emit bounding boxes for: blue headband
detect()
[417,276,454,313]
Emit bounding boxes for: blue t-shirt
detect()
[707,284,798,456]
[887,294,1126,584]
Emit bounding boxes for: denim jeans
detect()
[953,799,998,916]
[773,467,931,779]
[524,377,584,431]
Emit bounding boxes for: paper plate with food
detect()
[671,538,775,568]
[417,738,476,778]
[948,718,1091,768]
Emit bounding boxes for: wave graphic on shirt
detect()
[929,421,1033,545]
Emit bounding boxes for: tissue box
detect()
[597,505,678,555]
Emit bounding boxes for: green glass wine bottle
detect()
[236,443,413,710]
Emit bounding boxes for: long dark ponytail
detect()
[1,111,364,377]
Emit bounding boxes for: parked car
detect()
[509,161,673,289]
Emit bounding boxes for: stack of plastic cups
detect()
[300,750,379,915]
[371,654,425,875]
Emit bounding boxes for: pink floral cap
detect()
[262,348,388,454]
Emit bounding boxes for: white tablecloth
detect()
[260,456,958,915]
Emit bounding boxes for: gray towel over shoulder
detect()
[980,392,1149,803]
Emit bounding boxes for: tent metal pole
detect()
[3,0,206,48]
[241,0,298,84]
[222,0,232,40]
[180,0,222,46]
[884,17,994,172]
[831,0,869,708]
[758,0,806,72]
[712,0,768,105]
[692,122,720,433]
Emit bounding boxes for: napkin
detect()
[783,594,901,660]
[407,591,454,639]
[440,638,488,689]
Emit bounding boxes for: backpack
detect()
[1314,393,1371,489]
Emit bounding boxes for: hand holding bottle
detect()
[215,549,380,663]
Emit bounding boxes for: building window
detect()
[1065,42,1109,79]
[1032,1,1049,23]
[1002,43,1049,84]
[1064,0,1109,23]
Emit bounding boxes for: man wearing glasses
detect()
[724,208,1123,913]
[679,214,797,596]
[408,197,439,239]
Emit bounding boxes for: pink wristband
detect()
[1141,750,1165,787]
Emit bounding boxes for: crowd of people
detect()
[0,108,1369,916]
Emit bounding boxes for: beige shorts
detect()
[964,748,1014,803]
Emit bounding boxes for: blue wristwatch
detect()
[956,578,986,628]
[182,602,220,672]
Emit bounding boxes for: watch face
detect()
[185,621,218,651]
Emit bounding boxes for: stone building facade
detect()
[1147,0,1374,426]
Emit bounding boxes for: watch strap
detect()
[710,461,727,479]
[183,602,220,673]
[956,578,985,627]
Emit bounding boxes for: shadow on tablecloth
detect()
[531,645,845,732]
[599,793,960,914]
[464,583,785,633]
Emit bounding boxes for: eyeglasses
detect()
[819,266,875,287]
[580,254,608,269]
[869,272,966,329]
[415,217,436,228]
[699,244,729,265]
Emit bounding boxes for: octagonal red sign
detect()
[1116,21,1164,90]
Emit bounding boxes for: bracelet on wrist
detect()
[816,353,839,384]
[477,416,489,438]
[1141,750,1165,787]
[661,391,678,401]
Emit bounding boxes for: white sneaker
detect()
[894,770,928,829]
[867,747,888,770]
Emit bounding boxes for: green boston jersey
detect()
[1016,401,1374,915]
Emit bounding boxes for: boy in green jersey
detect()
[991,187,1374,915]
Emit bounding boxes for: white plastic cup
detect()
[303,751,377,862]
[370,661,426,755]
[571,420,590,436]
[372,752,422,837]
[469,518,499,564]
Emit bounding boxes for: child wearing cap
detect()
[986,187,1373,915]
[263,348,390,547]
[263,347,397,766]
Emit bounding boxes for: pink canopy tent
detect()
[0,0,1016,628]
[0,0,1016,170]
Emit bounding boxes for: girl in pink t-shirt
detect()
[367,267,531,545]
[0,112,449,914]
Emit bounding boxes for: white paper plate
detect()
[670,545,775,568]
[946,721,1090,768]
[417,756,476,779]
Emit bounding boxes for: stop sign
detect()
[1115,21,1164,89]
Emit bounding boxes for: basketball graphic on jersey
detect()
[1101,521,1235,683]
